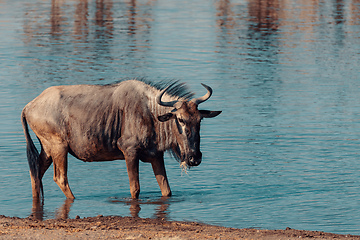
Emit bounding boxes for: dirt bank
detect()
[0,215,359,239]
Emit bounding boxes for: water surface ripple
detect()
[1,0,360,235]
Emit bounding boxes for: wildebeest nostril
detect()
[188,156,201,166]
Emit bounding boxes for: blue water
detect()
[1,0,360,235]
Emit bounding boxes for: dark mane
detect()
[105,78,195,100]
[146,79,195,100]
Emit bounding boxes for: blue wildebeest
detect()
[21,80,221,200]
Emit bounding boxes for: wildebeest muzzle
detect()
[185,151,202,166]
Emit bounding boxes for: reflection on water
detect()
[109,196,170,220]
[21,0,155,84]
[1,0,360,235]
[31,198,74,221]
[30,197,169,221]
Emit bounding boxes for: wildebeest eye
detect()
[178,118,185,124]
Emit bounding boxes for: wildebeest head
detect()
[157,83,221,168]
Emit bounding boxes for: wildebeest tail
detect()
[21,110,44,200]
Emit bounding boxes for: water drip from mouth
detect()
[180,162,189,175]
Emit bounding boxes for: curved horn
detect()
[156,84,178,107]
[191,83,213,105]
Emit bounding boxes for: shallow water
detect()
[1,0,360,235]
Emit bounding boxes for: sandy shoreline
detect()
[1,215,359,240]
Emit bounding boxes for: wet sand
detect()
[1,215,359,239]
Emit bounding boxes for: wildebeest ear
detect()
[199,110,222,118]
[158,113,175,122]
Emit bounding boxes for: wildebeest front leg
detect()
[52,145,75,199]
[151,155,172,197]
[125,153,140,199]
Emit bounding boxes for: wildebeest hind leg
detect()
[39,146,53,179]
[31,147,53,200]
[30,142,53,200]
[52,145,75,199]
